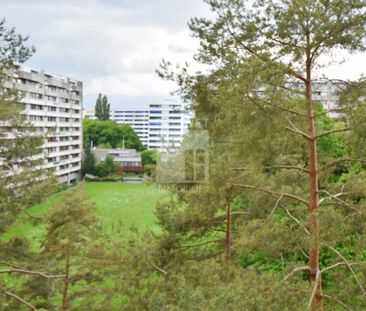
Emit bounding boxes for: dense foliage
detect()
[94,93,110,121]
[83,118,144,151]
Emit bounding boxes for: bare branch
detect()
[3,291,37,311]
[0,268,65,279]
[283,265,310,281]
[281,204,310,235]
[315,127,351,139]
[321,261,365,274]
[181,239,223,250]
[285,117,312,140]
[264,165,310,174]
[323,244,366,296]
[319,158,366,172]
[322,294,351,310]
[231,183,308,206]
[151,263,168,275]
[318,190,349,207]
[261,195,283,227]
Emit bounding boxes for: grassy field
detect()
[1,182,169,245]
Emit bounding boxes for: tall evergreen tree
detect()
[158,1,366,309]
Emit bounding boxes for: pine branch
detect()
[283,265,310,281]
[285,117,312,140]
[322,294,351,310]
[321,261,365,274]
[264,165,310,174]
[151,263,168,275]
[323,243,366,296]
[231,183,308,206]
[3,291,37,310]
[281,204,310,235]
[315,127,351,139]
[224,20,306,82]
[0,268,65,279]
[319,158,366,172]
[181,239,223,250]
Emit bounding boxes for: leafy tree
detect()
[157,0,366,309]
[95,93,110,121]
[141,149,157,176]
[96,155,119,177]
[83,119,144,151]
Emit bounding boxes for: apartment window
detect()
[29,92,43,99]
[60,155,69,160]
[48,117,56,122]
[30,104,43,110]
[48,106,57,112]
[60,98,69,103]
[71,90,80,96]
[71,100,80,105]
[45,95,57,101]
[29,115,43,122]
[46,85,58,92]
[60,146,69,151]
[47,147,57,153]
[47,137,57,142]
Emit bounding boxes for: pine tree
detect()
[0,18,56,309]
[158,1,366,309]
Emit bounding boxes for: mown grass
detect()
[1,182,169,246]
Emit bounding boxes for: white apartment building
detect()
[147,100,193,150]
[4,65,83,185]
[83,100,193,151]
[112,109,149,147]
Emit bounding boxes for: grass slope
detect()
[1,182,168,245]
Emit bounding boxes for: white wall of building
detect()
[5,65,83,185]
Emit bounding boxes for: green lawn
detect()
[1,182,169,245]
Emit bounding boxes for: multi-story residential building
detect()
[111,109,149,147]
[147,100,193,150]
[4,65,83,185]
[83,100,193,151]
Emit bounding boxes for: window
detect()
[29,92,43,99]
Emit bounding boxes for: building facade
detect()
[5,65,83,185]
[111,109,149,147]
[147,100,193,150]
[93,148,142,173]
[84,100,194,151]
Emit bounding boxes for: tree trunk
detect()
[226,194,232,261]
[62,253,71,310]
[305,53,323,310]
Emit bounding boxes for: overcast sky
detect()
[2,0,365,110]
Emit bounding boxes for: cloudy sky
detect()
[1,0,365,110]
